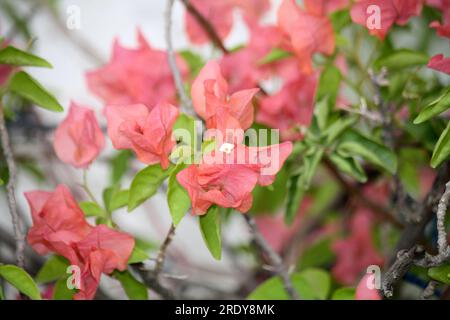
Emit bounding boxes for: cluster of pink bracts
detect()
[20,0,450,300]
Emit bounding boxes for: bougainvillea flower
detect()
[86,30,187,109]
[304,0,349,16]
[219,23,297,92]
[25,185,134,300]
[0,64,12,86]
[231,0,271,23]
[428,54,450,75]
[355,274,382,300]
[185,0,234,45]
[105,102,179,169]
[54,102,105,169]
[350,0,423,40]
[429,0,450,39]
[25,185,92,255]
[177,142,292,215]
[332,209,384,285]
[257,73,318,141]
[191,61,259,141]
[277,0,335,73]
[73,225,134,300]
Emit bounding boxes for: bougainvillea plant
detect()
[0,0,450,301]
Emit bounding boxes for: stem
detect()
[154,223,176,276]
[82,169,99,204]
[179,0,229,54]
[165,0,195,116]
[244,214,299,300]
[0,101,25,268]
[436,180,450,256]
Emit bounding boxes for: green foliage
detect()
[0,46,52,68]
[414,88,450,124]
[110,150,132,184]
[8,71,63,112]
[431,121,450,168]
[53,277,76,300]
[285,148,324,224]
[36,255,69,284]
[337,129,397,174]
[128,164,172,212]
[428,264,450,284]
[0,264,41,300]
[179,50,204,77]
[373,49,429,71]
[167,164,191,226]
[128,245,150,264]
[297,237,335,270]
[248,268,330,300]
[113,270,148,300]
[328,153,367,183]
[103,186,129,212]
[258,48,292,65]
[331,287,355,300]
[199,206,222,260]
[79,201,108,218]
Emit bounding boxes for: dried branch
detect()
[165,0,195,116]
[243,215,299,300]
[132,224,177,299]
[421,280,438,300]
[154,224,176,276]
[0,102,26,269]
[382,163,450,297]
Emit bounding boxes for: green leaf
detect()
[330,9,351,32]
[0,285,4,300]
[111,150,132,184]
[414,88,450,124]
[323,116,357,144]
[0,46,52,68]
[331,287,356,300]
[298,237,335,270]
[167,165,191,226]
[338,129,397,174]
[8,71,63,112]
[128,245,150,264]
[285,149,324,224]
[248,268,330,300]
[79,201,107,218]
[373,49,429,71]
[179,50,204,76]
[199,206,222,260]
[53,277,76,300]
[113,270,148,300]
[251,168,288,213]
[431,121,450,168]
[0,264,41,300]
[428,264,450,284]
[128,164,172,211]
[36,255,69,284]
[258,48,292,65]
[316,66,341,113]
[103,187,129,212]
[329,153,367,183]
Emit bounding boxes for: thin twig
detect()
[436,180,450,256]
[0,101,25,268]
[132,223,177,299]
[243,215,299,300]
[421,280,438,300]
[179,0,229,54]
[154,223,176,276]
[382,163,450,297]
[165,0,195,115]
